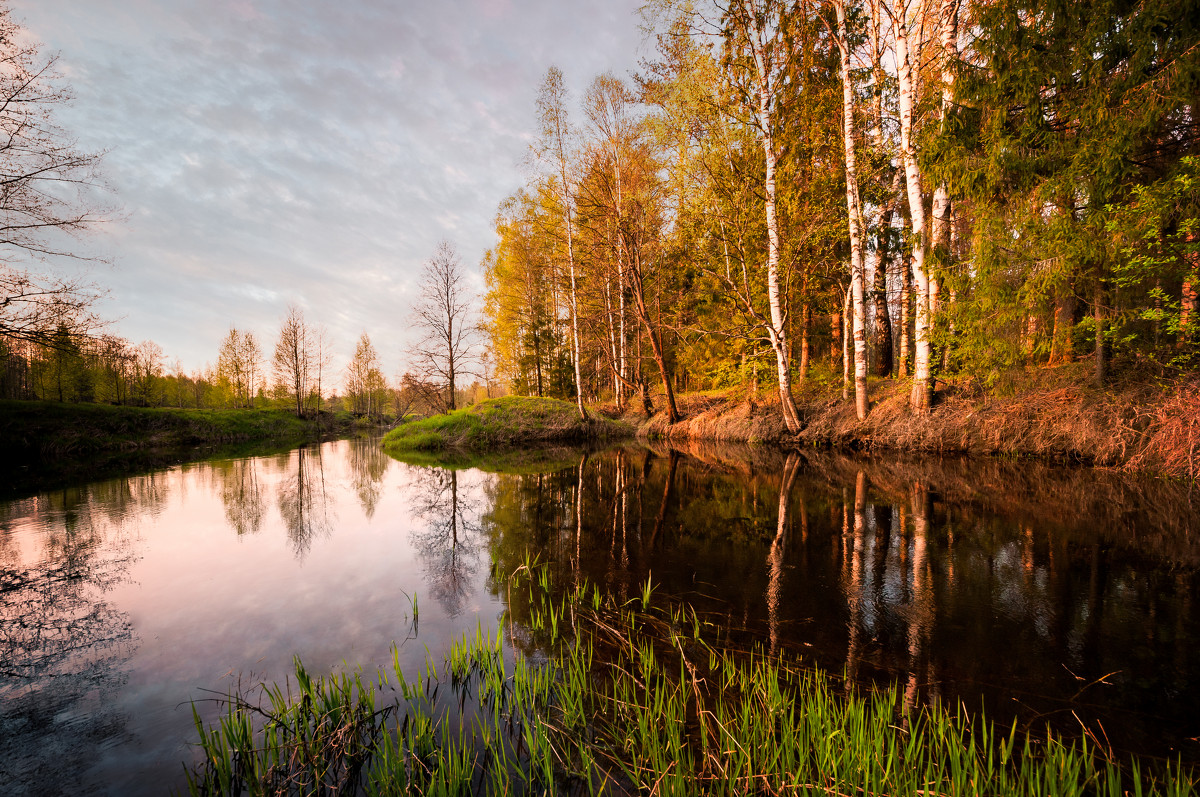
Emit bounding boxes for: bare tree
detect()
[272,304,312,417]
[311,323,332,417]
[0,5,112,347]
[409,241,481,412]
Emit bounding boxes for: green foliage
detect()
[380,396,630,453]
[939,0,1200,374]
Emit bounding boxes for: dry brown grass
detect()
[624,367,1200,480]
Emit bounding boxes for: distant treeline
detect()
[0,317,489,419]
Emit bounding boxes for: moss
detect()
[381,396,632,454]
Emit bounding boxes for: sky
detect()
[12,0,649,376]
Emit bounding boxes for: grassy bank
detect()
[633,366,1200,479]
[381,396,631,454]
[185,565,1196,795]
[0,400,362,461]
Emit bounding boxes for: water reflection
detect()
[4,436,1199,795]
[469,443,1200,760]
[348,440,391,518]
[0,485,140,795]
[214,457,267,536]
[276,446,334,559]
[409,468,482,616]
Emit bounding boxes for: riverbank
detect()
[631,365,1200,479]
[381,396,632,454]
[0,400,368,459]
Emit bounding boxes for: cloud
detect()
[10,0,647,376]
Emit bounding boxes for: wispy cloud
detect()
[12,0,647,376]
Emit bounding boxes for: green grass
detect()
[0,400,354,461]
[381,396,631,454]
[185,563,1198,796]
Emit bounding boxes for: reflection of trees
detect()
[480,444,1200,758]
[347,439,391,518]
[767,454,798,654]
[277,446,334,559]
[215,457,267,536]
[409,468,481,616]
[0,487,138,795]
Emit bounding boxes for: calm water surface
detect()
[2,437,1198,794]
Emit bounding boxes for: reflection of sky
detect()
[10,0,646,373]
[0,439,501,794]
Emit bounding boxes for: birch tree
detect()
[580,73,681,423]
[725,0,803,432]
[535,68,587,418]
[882,0,935,411]
[833,0,871,419]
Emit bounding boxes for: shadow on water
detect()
[442,441,1200,764]
[0,437,311,502]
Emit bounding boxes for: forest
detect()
[482,0,1200,427]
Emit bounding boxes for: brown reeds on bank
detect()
[631,366,1200,480]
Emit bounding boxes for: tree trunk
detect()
[835,0,870,420]
[627,255,679,423]
[898,255,911,377]
[888,1,934,411]
[1022,309,1040,363]
[1181,232,1198,347]
[604,274,623,408]
[831,307,842,367]
[872,179,898,376]
[747,2,801,433]
[1048,289,1076,365]
[1094,284,1105,387]
[842,286,852,401]
[929,0,960,348]
[563,212,583,414]
[532,327,543,397]
[799,304,811,381]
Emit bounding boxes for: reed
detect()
[184,563,1198,796]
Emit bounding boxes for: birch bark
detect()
[743,0,802,432]
[835,0,870,419]
[885,0,934,411]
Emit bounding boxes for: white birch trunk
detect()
[746,0,802,433]
[836,0,870,420]
[888,0,934,411]
[928,0,959,373]
[929,0,959,259]
[842,285,852,400]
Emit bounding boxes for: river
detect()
[1,437,1197,793]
